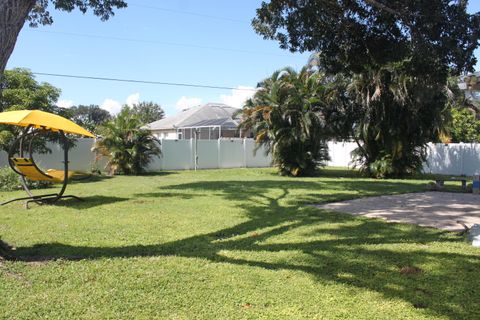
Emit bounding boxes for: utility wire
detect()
[132,1,478,23]
[31,30,300,58]
[129,3,246,23]
[32,72,257,91]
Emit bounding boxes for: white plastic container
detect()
[468,224,480,247]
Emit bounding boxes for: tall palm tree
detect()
[241,67,330,176]
[309,51,452,178]
[348,64,448,177]
[93,107,161,175]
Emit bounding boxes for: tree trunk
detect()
[0,0,35,76]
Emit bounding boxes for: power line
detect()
[32,72,257,91]
[129,3,246,23]
[31,30,300,58]
[132,1,478,24]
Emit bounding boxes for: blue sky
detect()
[6,0,480,116]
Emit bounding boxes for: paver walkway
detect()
[316,192,480,231]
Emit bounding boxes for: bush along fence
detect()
[1,139,480,175]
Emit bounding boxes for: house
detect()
[458,72,480,92]
[144,103,248,140]
[458,72,480,119]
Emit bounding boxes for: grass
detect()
[0,167,478,319]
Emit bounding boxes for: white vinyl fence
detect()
[326,141,480,176]
[424,143,480,176]
[147,139,272,171]
[325,141,480,176]
[1,139,480,176]
[0,138,272,172]
[0,138,100,172]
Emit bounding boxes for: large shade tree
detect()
[0,67,60,113]
[254,0,479,76]
[0,68,67,152]
[66,104,112,134]
[0,0,127,77]
[253,0,480,177]
[241,67,330,176]
[130,101,165,125]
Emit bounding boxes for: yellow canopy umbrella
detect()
[0,109,95,138]
[0,109,94,208]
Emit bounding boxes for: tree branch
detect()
[363,0,402,17]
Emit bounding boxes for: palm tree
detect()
[348,64,448,178]
[93,107,161,175]
[307,52,452,178]
[241,67,330,176]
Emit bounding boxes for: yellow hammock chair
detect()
[0,110,94,208]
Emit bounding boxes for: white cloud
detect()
[56,99,74,109]
[220,86,256,109]
[176,96,203,110]
[99,93,141,115]
[101,98,122,114]
[126,93,140,107]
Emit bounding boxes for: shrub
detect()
[240,67,330,177]
[0,167,52,191]
[93,107,161,175]
[0,167,21,191]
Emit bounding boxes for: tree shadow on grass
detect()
[135,192,196,200]
[317,167,365,178]
[264,167,365,178]
[69,174,113,184]
[55,195,130,209]
[137,171,178,177]
[7,178,479,319]
[135,179,426,207]
[0,194,128,210]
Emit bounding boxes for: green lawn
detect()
[0,168,478,319]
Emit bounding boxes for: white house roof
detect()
[144,103,240,130]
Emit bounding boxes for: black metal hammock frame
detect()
[1,126,82,208]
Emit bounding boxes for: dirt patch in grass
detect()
[399,266,423,276]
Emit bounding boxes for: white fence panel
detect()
[0,138,98,172]
[327,141,357,168]
[245,139,272,167]
[424,143,480,176]
[0,150,7,168]
[219,140,245,168]
[159,139,193,170]
[35,139,97,171]
[461,144,480,175]
[424,144,462,175]
[196,140,219,169]
[145,141,163,171]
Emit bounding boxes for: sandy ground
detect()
[315,192,480,231]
